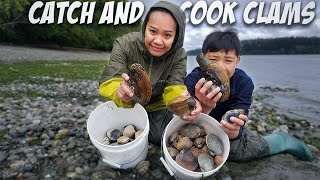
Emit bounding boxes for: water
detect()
[187,55,320,125]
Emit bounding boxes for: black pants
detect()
[147,109,173,146]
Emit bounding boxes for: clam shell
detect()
[180,124,201,139]
[190,146,208,158]
[222,109,245,123]
[169,132,178,144]
[206,133,223,155]
[215,155,223,165]
[106,128,122,141]
[167,95,196,116]
[102,137,110,145]
[117,136,130,144]
[198,153,215,172]
[167,147,179,159]
[128,63,152,105]
[193,137,206,148]
[196,53,230,102]
[175,149,198,171]
[135,130,143,139]
[177,137,193,150]
[123,125,136,138]
[199,126,206,137]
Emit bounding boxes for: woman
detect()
[99,1,201,146]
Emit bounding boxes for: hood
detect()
[140,1,186,58]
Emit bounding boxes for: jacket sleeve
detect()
[98,37,133,108]
[162,48,188,105]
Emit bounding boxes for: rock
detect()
[136,160,150,175]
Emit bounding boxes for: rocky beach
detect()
[0,45,319,179]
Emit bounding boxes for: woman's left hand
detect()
[219,114,248,139]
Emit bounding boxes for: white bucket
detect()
[87,101,149,169]
[161,113,230,180]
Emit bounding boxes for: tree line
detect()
[0,0,141,51]
[187,37,320,55]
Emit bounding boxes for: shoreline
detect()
[0,79,319,179]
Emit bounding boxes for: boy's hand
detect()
[219,114,248,139]
[116,73,133,103]
[180,91,202,122]
[195,78,222,114]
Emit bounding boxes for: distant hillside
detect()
[187,37,320,55]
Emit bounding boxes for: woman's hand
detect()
[116,73,133,103]
[195,78,222,114]
[180,91,202,122]
[219,114,248,139]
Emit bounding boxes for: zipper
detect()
[148,57,153,78]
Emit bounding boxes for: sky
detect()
[136,0,320,51]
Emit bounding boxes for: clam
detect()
[206,133,223,155]
[175,149,198,171]
[106,128,122,141]
[215,155,223,165]
[180,124,201,139]
[135,130,143,139]
[117,136,130,144]
[193,137,206,148]
[102,137,110,145]
[167,147,179,159]
[196,53,230,102]
[190,146,208,158]
[128,63,152,105]
[198,153,215,172]
[199,125,206,137]
[123,124,136,138]
[222,109,245,123]
[169,132,178,144]
[177,137,193,150]
[167,95,196,116]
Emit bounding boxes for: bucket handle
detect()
[160,157,174,176]
[100,136,149,169]
[160,129,175,177]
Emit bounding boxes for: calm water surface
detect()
[187,55,320,124]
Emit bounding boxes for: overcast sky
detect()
[137,0,320,51]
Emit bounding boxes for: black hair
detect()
[144,7,179,45]
[202,29,240,56]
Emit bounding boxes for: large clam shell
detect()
[123,124,136,138]
[128,63,152,105]
[167,95,196,116]
[196,53,230,102]
[206,133,223,155]
[175,149,198,171]
[180,124,201,139]
[198,153,215,172]
[222,109,245,123]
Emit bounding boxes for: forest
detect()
[187,37,320,55]
[0,0,141,51]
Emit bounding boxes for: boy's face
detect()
[144,11,176,57]
[204,50,240,79]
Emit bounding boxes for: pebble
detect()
[0,79,317,179]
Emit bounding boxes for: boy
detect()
[185,29,313,161]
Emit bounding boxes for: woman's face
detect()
[144,11,177,57]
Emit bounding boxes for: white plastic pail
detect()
[161,113,230,180]
[87,101,149,169]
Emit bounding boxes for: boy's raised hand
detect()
[219,114,248,139]
[195,78,222,114]
[180,90,202,122]
[116,73,134,103]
